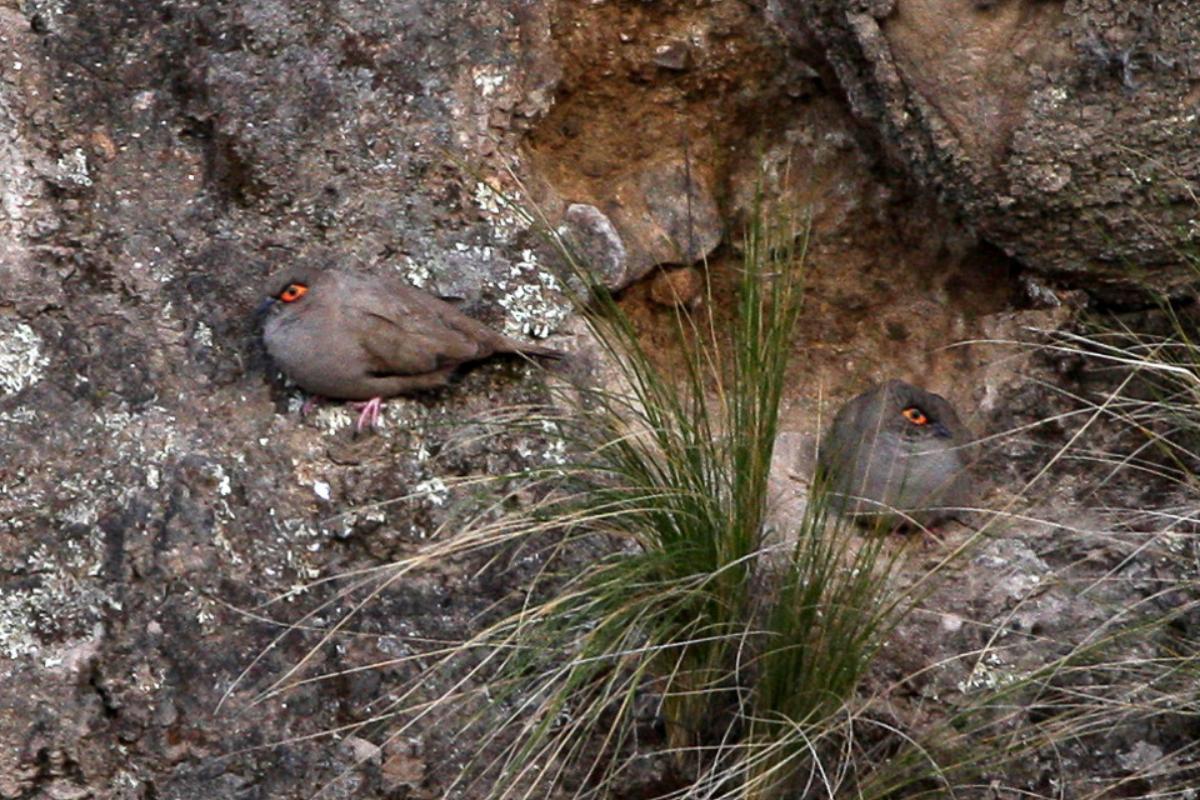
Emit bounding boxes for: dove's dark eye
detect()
[279,283,308,303]
[901,407,928,426]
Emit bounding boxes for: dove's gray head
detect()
[819,380,973,529]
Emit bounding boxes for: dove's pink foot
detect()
[300,396,324,417]
[351,397,384,432]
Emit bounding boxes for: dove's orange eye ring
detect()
[279,283,308,303]
[901,407,928,426]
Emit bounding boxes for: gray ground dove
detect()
[818,380,973,530]
[259,266,562,429]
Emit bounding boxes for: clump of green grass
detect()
[443,196,813,795]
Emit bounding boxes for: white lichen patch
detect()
[472,65,507,99]
[398,256,432,289]
[1,536,110,667]
[98,408,135,433]
[413,476,449,507]
[195,600,216,625]
[304,401,354,434]
[956,649,1021,693]
[49,474,103,528]
[132,660,165,693]
[381,396,428,430]
[0,321,50,394]
[1035,85,1069,110]
[281,545,322,584]
[55,148,92,187]
[0,406,38,426]
[472,180,528,241]
[452,240,496,266]
[209,462,233,497]
[516,420,568,466]
[495,249,571,339]
[329,505,387,540]
[0,590,43,662]
[192,321,214,348]
[60,498,99,527]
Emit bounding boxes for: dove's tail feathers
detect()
[514,342,565,360]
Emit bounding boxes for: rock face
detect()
[779,0,1200,294]
[0,1,574,797]
[1,0,1197,797]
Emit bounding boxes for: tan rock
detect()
[649,266,705,309]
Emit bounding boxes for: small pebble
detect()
[649,266,704,309]
[652,41,690,71]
